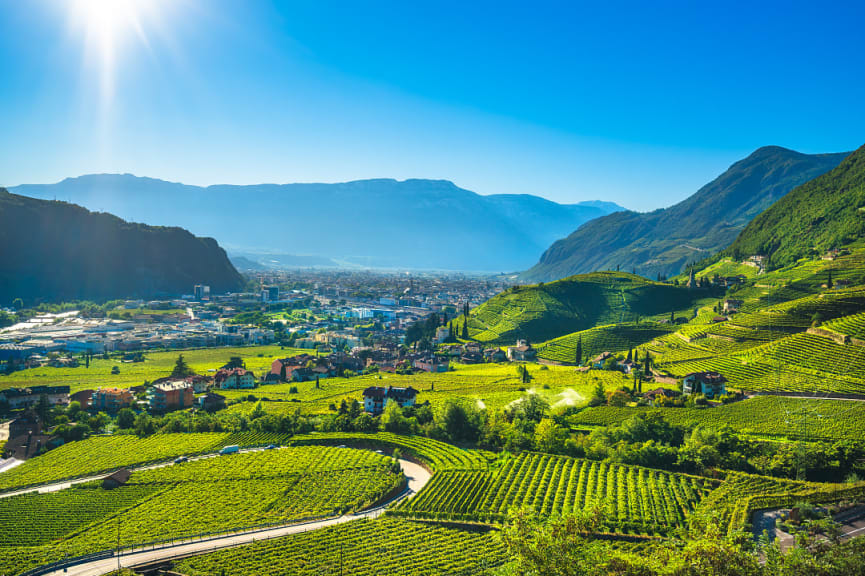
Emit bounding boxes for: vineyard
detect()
[0,447,403,575]
[0,433,230,491]
[536,323,673,364]
[174,517,508,576]
[393,452,714,534]
[568,396,865,442]
[288,432,491,471]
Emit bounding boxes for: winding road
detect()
[33,458,431,576]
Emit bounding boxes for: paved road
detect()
[39,458,431,576]
[0,446,271,500]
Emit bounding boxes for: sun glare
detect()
[68,0,162,105]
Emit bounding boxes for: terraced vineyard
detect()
[175,517,508,576]
[467,272,708,344]
[536,322,673,364]
[288,432,491,471]
[0,433,231,491]
[0,482,160,546]
[824,311,865,341]
[569,396,865,442]
[394,452,714,534]
[0,447,403,575]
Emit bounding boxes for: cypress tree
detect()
[575,336,583,366]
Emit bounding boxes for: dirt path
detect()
[36,458,431,576]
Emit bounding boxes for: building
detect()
[70,389,95,410]
[723,299,744,314]
[91,388,135,413]
[3,433,62,460]
[506,340,537,362]
[0,386,70,410]
[198,392,227,412]
[682,372,728,398]
[215,367,256,389]
[362,386,418,415]
[102,468,132,489]
[412,357,449,373]
[8,413,41,438]
[484,348,506,363]
[148,381,194,412]
[193,284,211,301]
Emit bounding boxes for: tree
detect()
[575,337,583,366]
[589,382,606,407]
[461,320,469,340]
[280,363,287,382]
[225,356,245,369]
[11,298,23,310]
[34,394,52,423]
[117,408,136,429]
[171,354,194,378]
[827,269,834,289]
[533,419,568,453]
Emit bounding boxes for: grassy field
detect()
[0,345,310,393]
[228,363,632,416]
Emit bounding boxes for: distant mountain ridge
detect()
[521,146,850,282]
[10,176,624,272]
[0,189,243,304]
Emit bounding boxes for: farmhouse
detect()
[723,299,744,314]
[682,372,727,398]
[362,386,418,415]
[215,367,256,389]
[198,392,227,412]
[506,340,537,362]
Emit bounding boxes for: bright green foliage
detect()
[0,448,402,575]
[394,452,713,534]
[723,145,865,269]
[467,272,708,343]
[288,432,490,470]
[569,396,865,442]
[0,433,230,491]
[0,345,311,393]
[174,517,507,576]
[0,483,160,546]
[537,323,673,364]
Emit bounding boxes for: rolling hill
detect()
[521,146,849,282]
[10,175,623,272]
[0,189,243,304]
[466,271,711,344]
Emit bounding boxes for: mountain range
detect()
[521,147,850,282]
[0,189,243,305]
[10,176,623,272]
[720,143,865,269]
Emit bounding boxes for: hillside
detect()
[467,271,711,343]
[722,144,865,268]
[521,146,849,282]
[0,189,243,304]
[10,175,623,272]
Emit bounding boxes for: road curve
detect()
[39,458,431,576]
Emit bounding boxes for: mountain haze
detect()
[0,189,242,304]
[521,147,849,282]
[11,176,623,272]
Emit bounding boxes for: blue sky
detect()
[0,0,863,211]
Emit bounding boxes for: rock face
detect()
[0,189,243,304]
[522,147,849,282]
